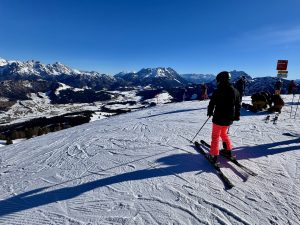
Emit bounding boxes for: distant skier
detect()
[288,80,297,94]
[200,83,208,100]
[207,71,241,164]
[182,88,188,101]
[235,76,246,101]
[274,79,283,95]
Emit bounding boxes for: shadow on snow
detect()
[0,137,299,217]
[138,107,206,119]
[234,137,300,160]
[0,152,208,217]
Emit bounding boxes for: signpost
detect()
[276,60,288,78]
[276,60,288,70]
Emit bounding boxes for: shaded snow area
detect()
[0,95,299,224]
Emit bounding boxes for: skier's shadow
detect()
[233,137,300,160]
[198,144,248,182]
[0,151,212,218]
[139,107,206,119]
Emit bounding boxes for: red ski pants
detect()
[210,123,232,156]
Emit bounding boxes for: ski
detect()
[200,140,258,176]
[194,141,234,189]
[264,115,270,123]
[272,113,279,124]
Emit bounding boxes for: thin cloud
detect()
[233,26,300,48]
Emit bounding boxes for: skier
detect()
[200,83,208,100]
[274,79,283,95]
[235,76,246,101]
[268,94,284,113]
[288,80,297,94]
[207,71,241,164]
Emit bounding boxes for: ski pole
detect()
[293,94,300,119]
[191,116,211,142]
[290,94,295,118]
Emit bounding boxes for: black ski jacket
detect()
[208,83,241,126]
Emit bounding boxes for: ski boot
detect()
[220,149,232,158]
[220,142,234,158]
[207,155,218,165]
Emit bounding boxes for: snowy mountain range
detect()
[0,95,299,224]
[180,73,216,83]
[0,58,116,91]
[0,58,104,79]
[2,57,294,96]
[115,67,188,88]
[1,57,299,125]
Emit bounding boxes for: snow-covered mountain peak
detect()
[229,70,252,82]
[138,67,179,78]
[0,57,8,66]
[47,61,77,75]
[0,58,94,77]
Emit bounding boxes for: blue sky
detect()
[0,0,299,79]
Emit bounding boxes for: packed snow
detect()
[0,95,299,224]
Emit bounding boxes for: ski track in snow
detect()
[0,95,299,224]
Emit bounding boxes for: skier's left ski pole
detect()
[293,94,300,119]
[191,116,211,142]
[290,94,295,118]
[227,127,230,134]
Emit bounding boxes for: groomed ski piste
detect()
[0,95,299,225]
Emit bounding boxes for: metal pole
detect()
[293,94,300,119]
[290,94,295,118]
[191,116,211,142]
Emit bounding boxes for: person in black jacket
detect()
[235,76,246,101]
[274,79,282,95]
[207,71,241,164]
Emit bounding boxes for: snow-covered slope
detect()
[0,95,299,224]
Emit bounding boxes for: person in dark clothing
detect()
[288,80,297,94]
[235,76,246,101]
[274,79,283,95]
[251,92,268,112]
[200,83,208,100]
[242,91,271,113]
[268,94,284,113]
[207,71,241,164]
[261,91,272,108]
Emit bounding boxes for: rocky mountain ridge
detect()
[0,57,299,104]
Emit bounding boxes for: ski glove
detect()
[234,116,240,121]
[207,112,213,117]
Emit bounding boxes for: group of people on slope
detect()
[242,91,284,113]
[274,79,298,95]
[204,72,295,164]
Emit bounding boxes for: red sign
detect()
[276,60,288,70]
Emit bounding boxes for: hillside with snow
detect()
[0,95,299,224]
